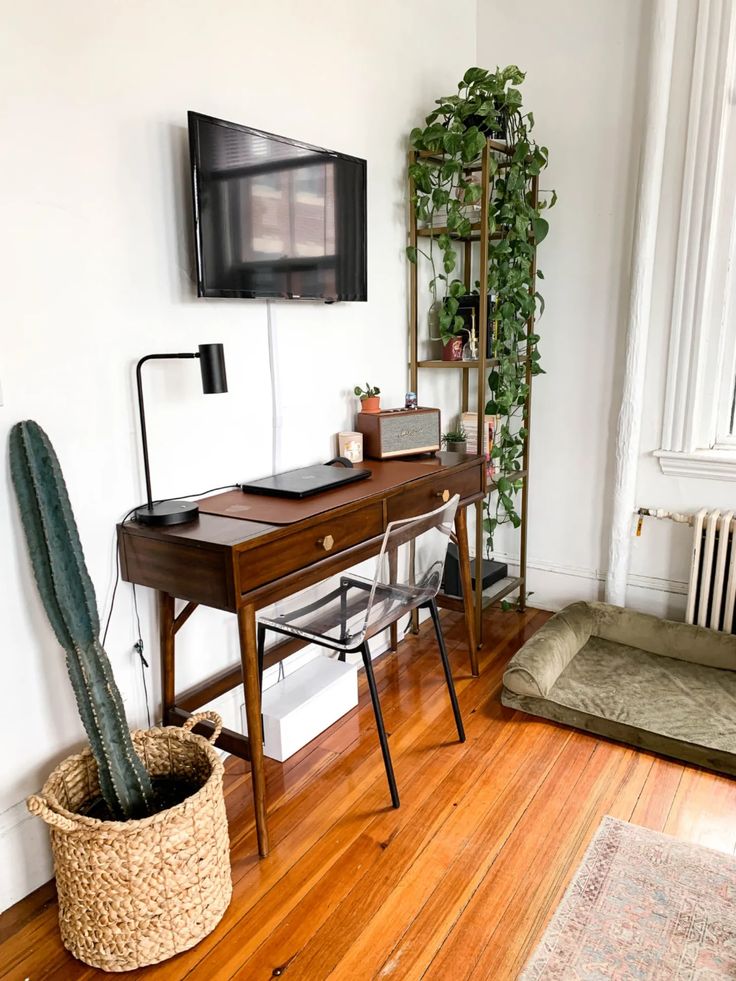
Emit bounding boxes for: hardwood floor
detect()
[4,607,736,980]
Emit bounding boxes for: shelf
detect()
[408,137,537,641]
[414,157,513,175]
[464,159,514,172]
[416,223,498,241]
[415,225,535,245]
[487,469,527,492]
[437,575,523,614]
[417,139,514,161]
[481,576,525,609]
[417,359,480,370]
[416,355,530,370]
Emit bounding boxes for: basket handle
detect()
[27,794,78,832]
[182,711,223,745]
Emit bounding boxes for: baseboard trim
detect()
[489,551,688,598]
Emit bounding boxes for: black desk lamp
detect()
[134,343,228,526]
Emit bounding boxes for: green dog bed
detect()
[501,601,736,776]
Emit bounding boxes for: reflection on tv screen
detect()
[190,114,367,301]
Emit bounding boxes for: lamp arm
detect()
[135,353,198,511]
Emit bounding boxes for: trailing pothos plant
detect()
[406,65,555,551]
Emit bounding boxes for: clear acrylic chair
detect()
[256,495,465,808]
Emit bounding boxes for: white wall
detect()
[476,0,649,607]
[0,0,476,911]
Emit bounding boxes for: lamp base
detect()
[134,501,199,526]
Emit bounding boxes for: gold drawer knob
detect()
[436,489,450,503]
[318,534,335,552]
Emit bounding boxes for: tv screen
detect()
[188,112,367,301]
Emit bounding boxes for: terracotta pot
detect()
[442,337,464,362]
[360,396,380,413]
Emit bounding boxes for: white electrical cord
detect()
[266,298,282,476]
[266,298,284,624]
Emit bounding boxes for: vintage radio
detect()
[356,407,441,459]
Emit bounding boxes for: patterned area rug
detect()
[522,816,736,979]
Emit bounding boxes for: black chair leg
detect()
[256,623,267,741]
[338,579,349,660]
[360,641,400,808]
[257,622,266,685]
[428,599,466,743]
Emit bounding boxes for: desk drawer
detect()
[387,466,481,523]
[239,502,384,590]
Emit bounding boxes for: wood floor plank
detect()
[176,613,546,980]
[429,740,645,978]
[663,764,736,854]
[423,731,602,981]
[364,729,572,981]
[629,754,683,830]
[3,619,478,981]
[460,745,654,980]
[132,610,542,981]
[216,678,518,979]
[5,608,735,981]
[0,879,56,946]
[218,680,529,978]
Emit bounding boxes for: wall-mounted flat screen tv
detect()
[188,112,367,301]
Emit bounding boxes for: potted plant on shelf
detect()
[439,294,467,361]
[354,383,381,413]
[442,427,467,453]
[10,420,231,972]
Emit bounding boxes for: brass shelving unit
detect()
[408,138,538,648]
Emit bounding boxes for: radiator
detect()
[686,508,736,632]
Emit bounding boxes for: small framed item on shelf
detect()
[356,407,440,459]
[457,293,497,358]
[462,411,497,480]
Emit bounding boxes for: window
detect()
[714,252,736,448]
[655,0,736,480]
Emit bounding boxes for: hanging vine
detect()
[406,65,555,551]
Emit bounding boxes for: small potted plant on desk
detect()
[9,421,231,972]
[355,383,381,413]
[442,426,468,454]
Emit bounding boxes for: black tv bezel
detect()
[188,111,368,302]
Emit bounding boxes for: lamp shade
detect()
[199,343,228,394]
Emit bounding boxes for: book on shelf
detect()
[461,412,497,481]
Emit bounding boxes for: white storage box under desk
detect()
[242,655,359,762]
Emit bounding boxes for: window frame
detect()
[655,0,736,480]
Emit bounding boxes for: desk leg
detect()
[454,507,479,677]
[238,603,270,858]
[158,592,176,724]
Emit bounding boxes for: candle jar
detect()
[338,431,364,463]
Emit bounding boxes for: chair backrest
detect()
[361,494,460,637]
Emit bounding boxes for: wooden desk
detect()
[117,453,484,857]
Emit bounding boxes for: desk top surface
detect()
[119,453,483,549]
[199,458,450,525]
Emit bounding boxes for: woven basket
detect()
[27,711,232,972]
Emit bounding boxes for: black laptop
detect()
[241,464,371,499]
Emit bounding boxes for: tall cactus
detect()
[10,420,154,820]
